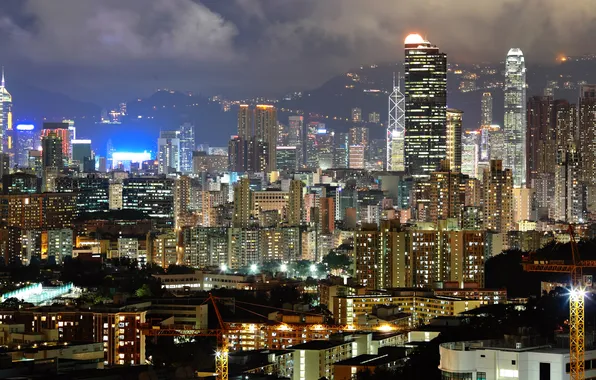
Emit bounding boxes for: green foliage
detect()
[322,250,351,273]
[135,283,153,298]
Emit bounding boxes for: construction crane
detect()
[142,294,229,380]
[522,225,596,380]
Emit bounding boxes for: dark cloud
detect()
[0,0,595,103]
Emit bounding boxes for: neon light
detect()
[112,152,152,162]
[72,139,92,144]
[16,124,35,131]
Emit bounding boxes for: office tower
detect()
[287,180,303,226]
[41,122,69,166]
[254,105,278,172]
[41,132,64,169]
[305,122,321,168]
[480,124,500,162]
[488,126,506,161]
[55,176,110,215]
[481,92,493,127]
[122,178,175,228]
[232,178,251,228]
[2,173,39,194]
[276,146,297,171]
[404,34,447,178]
[14,124,38,168]
[179,122,195,174]
[461,131,479,179]
[47,229,73,264]
[288,116,304,167]
[446,109,463,172]
[63,119,75,161]
[334,132,349,169]
[174,175,192,230]
[526,96,555,186]
[579,85,596,185]
[348,145,365,169]
[246,138,268,173]
[349,127,369,148]
[237,104,252,140]
[368,139,387,170]
[351,108,362,123]
[504,48,527,187]
[482,160,513,232]
[315,128,334,169]
[28,150,42,177]
[157,130,180,174]
[554,143,584,223]
[228,135,246,172]
[72,139,92,167]
[430,161,463,223]
[387,75,406,171]
[0,69,12,156]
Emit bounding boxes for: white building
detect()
[109,182,123,210]
[47,229,73,264]
[153,270,249,291]
[157,130,180,174]
[504,48,527,188]
[439,339,596,380]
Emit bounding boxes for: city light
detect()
[16,124,34,131]
[280,264,288,272]
[570,287,586,298]
[250,264,258,273]
[310,264,316,272]
[220,264,227,272]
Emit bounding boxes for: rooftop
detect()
[289,339,351,350]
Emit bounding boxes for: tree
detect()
[322,251,351,274]
[135,284,153,298]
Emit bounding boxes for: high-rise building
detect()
[157,130,180,174]
[63,119,75,161]
[254,105,278,172]
[232,178,251,228]
[276,146,298,171]
[387,74,406,171]
[504,48,527,187]
[174,175,193,230]
[287,180,303,227]
[349,127,369,149]
[482,160,513,233]
[334,132,349,169]
[481,92,493,127]
[47,229,73,264]
[179,122,195,174]
[41,122,69,166]
[287,116,304,167]
[404,34,447,178]
[0,69,12,157]
[579,85,596,186]
[461,131,479,179]
[480,124,501,162]
[487,125,506,161]
[71,139,93,170]
[315,128,334,169]
[348,145,365,169]
[429,161,463,223]
[14,124,38,168]
[305,122,321,168]
[368,112,380,123]
[554,142,584,223]
[526,96,554,186]
[41,132,64,169]
[122,178,174,228]
[237,104,252,140]
[446,109,463,172]
[228,135,246,172]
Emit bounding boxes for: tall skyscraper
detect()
[504,48,527,188]
[14,124,38,168]
[63,119,75,161]
[0,69,13,156]
[351,108,362,123]
[254,105,277,172]
[579,85,596,186]
[461,131,480,179]
[41,132,64,169]
[237,104,252,140]
[481,92,493,127]
[349,127,369,148]
[526,96,554,186]
[41,122,69,167]
[179,122,195,174]
[232,178,251,228]
[387,74,405,171]
[157,130,180,174]
[315,128,334,170]
[404,34,447,178]
[446,109,463,173]
[288,116,304,166]
[483,160,514,233]
[554,142,584,223]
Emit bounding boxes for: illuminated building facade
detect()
[446,109,463,172]
[481,92,493,127]
[482,160,513,233]
[0,69,12,158]
[122,178,174,228]
[387,75,405,171]
[41,122,70,166]
[157,130,180,174]
[404,34,447,178]
[255,105,278,172]
[14,124,37,168]
[288,116,304,166]
[504,48,527,187]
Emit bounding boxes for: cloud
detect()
[0,0,595,100]
[0,0,239,64]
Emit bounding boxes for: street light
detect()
[220,264,227,272]
[250,264,258,273]
[280,264,288,272]
[310,264,317,273]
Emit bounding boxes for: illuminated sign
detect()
[16,124,35,131]
[72,139,92,144]
[112,152,152,163]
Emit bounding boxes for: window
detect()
[441,371,472,380]
[511,360,516,365]
[539,362,550,380]
[477,372,486,380]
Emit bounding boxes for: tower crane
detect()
[522,225,596,380]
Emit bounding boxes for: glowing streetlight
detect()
[310,264,317,273]
[220,264,227,272]
[280,264,288,272]
[250,264,258,273]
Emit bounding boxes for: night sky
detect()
[1,0,595,104]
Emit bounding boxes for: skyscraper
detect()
[579,85,596,186]
[387,74,405,171]
[237,104,252,140]
[41,122,69,167]
[41,132,64,169]
[254,105,277,172]
[404,34,447,178]
[179,122,195,174]
[157,130,180,174]
[526,96,554,186]
[14,124,38,168]
[483,160,514,233]
[446,109,463,173]
[504,48,527,188]
[288,116,304,166]
[461,131,480,179]
[0,69,12,156]
[481,92,493,127]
